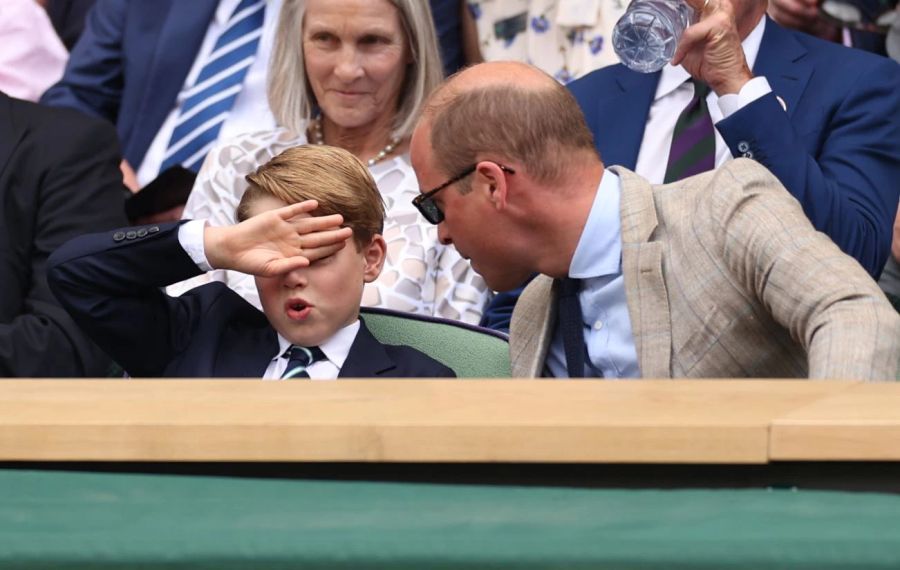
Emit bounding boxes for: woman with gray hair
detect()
[174,0,490,324]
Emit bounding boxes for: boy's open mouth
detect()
[285,299,312,321]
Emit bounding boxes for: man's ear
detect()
[362,234,387,283]
[474,161,511,210]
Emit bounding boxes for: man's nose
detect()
[437,223,452,245]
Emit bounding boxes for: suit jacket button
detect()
[148,226,160,234]
[743,151,754,159]
[125,230,137,239]
[737,141,750,153]
[137,228,148,237]
[113,231,126,242]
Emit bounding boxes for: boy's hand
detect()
[203,200,353,275]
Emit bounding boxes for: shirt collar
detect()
[654,15,767,101]
[273,319,361,370]
[569,170,622,279]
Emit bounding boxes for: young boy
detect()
[48,145,454,378]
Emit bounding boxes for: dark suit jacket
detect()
[47,222,455,379]
[0,92,127,376]
[40,0,219,171]
[45,0,98,50]
[429,0,465,76]
[568,17,900,277]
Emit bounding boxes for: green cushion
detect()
[360,308,511,378]
[3,469,900,569]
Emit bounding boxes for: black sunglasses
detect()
[412,163,515,224]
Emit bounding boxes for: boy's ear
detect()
[362,234,387,283]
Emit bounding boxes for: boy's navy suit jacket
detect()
[47,221,454,379]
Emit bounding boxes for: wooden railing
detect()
[0,380,897,463]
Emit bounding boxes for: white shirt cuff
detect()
[177,219,213,272]
[717,76,772,119]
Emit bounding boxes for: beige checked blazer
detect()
[509,159,900,380]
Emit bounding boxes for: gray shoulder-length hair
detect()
[268,0,445,141]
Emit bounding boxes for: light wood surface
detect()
[770,383,900,460]
[0,380,859,463]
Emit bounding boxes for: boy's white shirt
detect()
[265,322,357,380]
[177,219,356,379]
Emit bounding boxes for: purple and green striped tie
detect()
[663,79,715,184]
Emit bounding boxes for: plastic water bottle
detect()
[612,0,696,73]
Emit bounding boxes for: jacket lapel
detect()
[509,275,557,378]
[611,166,672,378]
[753,17,811,119]
[128,0,219,166]
[338,320,396,378]
[594,68,660,169]
[0,94,26,181]
[215,323,277,378]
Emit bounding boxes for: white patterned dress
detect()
[467,0,626,83]
[169,128,491,324]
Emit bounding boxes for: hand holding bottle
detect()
[613,0,696,73]
[672,0,754,95]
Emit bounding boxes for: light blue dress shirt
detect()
[545,171,640,378]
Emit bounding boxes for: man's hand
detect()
[120,159,140,193]
[672,0,754,95]
[203,200,353,276]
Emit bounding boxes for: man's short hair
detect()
[238,145,385,249]
[427,81,597,191]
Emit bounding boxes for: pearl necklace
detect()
[310,117,400,167]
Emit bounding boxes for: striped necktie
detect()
[160,0,266,173]
[663,79,715,184]
[281,345,326,379]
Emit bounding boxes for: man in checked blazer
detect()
[409,62,899,380]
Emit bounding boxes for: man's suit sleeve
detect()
[39,0,127,122]
[715,58,900,277]
[0,112,126,377]
[708,159,900,380]
[46,0,98,50]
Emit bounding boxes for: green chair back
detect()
[360,308,511,378]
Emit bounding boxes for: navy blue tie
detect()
[160,0,266,172]
[558,278,585,378]
[281,346,326,379]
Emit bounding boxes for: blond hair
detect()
[426,81,597,192]
[239,145,385,249]
[268,0,444,140]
